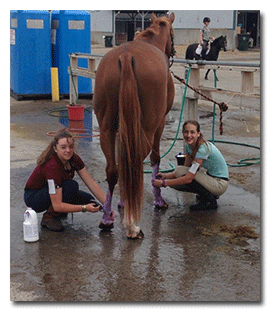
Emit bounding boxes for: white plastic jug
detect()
[23,207,39,242]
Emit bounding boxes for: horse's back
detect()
[95,40,169,89]
[94,40,171,125]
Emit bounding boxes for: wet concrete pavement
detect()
[10,104,260,302]
[10,47,261,302]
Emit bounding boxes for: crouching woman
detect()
[24,128,106,231]
[152,120,229,210]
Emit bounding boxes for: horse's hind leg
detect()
[150,122,168,209]
[205,69,210,80]
[99,130,117,230]
[205,69,219,81]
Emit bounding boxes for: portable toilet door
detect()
[10,10,52,100]
[51,10,91,97]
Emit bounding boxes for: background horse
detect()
[93,13,175,239]
[185,35,227,80]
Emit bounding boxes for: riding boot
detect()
[201,40,209,60]
[201,49,206,60]
[41,205,65,231]
[196,194,219,202]
[58,212,68,219]
[188,180,218,211]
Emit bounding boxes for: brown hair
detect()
[37,128,74,166]
[182,120,209,161]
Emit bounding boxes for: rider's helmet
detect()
[203,17,211,23]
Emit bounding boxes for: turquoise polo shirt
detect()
[185,142,229,179]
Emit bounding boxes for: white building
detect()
[89,10,260,50]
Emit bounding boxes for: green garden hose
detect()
[47,106,92,118]
[145,66,260,172]
[143,68,192,173]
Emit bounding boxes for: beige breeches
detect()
[174,166,229,197]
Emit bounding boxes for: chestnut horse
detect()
[93,13,175,239]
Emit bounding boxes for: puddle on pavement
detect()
[50,106,95,143]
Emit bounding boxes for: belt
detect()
[207,172,229,181]
[217,176,229,181]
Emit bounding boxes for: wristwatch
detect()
[81,205,87,212]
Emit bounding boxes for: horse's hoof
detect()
[205,77,208,80]
[127,230,144,240]
[99,222,114,231]
[155,202,168,210]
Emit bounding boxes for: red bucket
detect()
[67,105,85,121]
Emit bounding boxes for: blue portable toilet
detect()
[10,10,52,99]
[51,10,91,97]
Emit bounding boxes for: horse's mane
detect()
[135,23,160,39]
[135,18,171,40]
[211,36,223,45]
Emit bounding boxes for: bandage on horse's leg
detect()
[150,121,168,209]
[152,163,168,209]
[99,189,115,231]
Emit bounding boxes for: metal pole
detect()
[142,11,146,30]
[138,10,146,30]
[70,53,260,68]
[173,58,260,68]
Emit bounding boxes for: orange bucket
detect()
[67,105,85,121]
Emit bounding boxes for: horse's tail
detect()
[118,52,144,226]
[185,45,191,60]
[185,44,195,60]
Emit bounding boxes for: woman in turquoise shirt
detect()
[152,120,229,211]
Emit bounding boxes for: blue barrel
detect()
[51,10,91,97]
[10,10,51,99]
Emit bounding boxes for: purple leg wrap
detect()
[152,163,166,207]
[101,189,115,225]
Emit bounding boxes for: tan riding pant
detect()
[174,166,229,197]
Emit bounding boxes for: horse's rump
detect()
[185,43,198,59]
